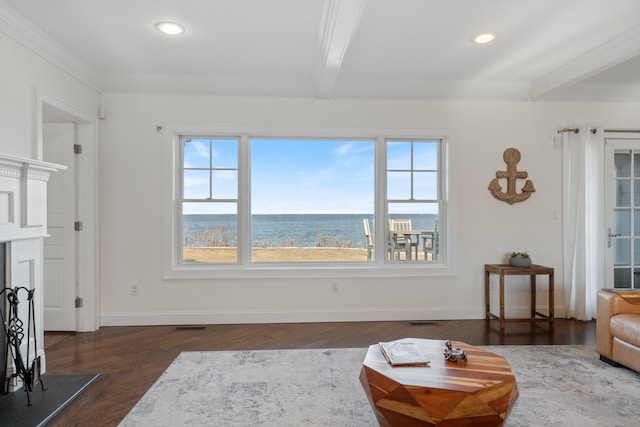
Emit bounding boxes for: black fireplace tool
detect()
[1,287,46,405]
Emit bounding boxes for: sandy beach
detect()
[182,247,430,262]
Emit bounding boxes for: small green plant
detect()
[510,251,529,258]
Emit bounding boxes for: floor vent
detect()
[175,326,207,330]
[409,321,440,326]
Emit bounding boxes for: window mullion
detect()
[375,137,386,263]
[208,139,214,199]
[178,137,186,267]
[410,141,415,200]
[632,150,636,289]
[238,135,251,265]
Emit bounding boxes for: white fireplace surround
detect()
[0,153,65,391]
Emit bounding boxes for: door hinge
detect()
[75,297,83,308]
[74,144,82,154]
[74,221,83,231]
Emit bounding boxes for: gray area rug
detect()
[119,345,640,427]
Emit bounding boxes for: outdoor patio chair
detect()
[363,218,374,261]
[423,219,439,261]
[388,219,419,260]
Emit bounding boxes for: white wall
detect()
[1,31,100,335]
[5,7,640,328]
[0,33,99,159]
[97,93,640,326]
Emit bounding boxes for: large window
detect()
[250,138,375,263]
[164,127,454,278]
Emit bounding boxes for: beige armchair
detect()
[596,289,640,373]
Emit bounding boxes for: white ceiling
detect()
[3,0,640,101]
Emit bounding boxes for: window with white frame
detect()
[167,128,452,276]
[181,137,239,263]
[387,140,441,262]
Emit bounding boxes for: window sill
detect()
[162,261,456,280]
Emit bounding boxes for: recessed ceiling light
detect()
[473,32,496,44]
[155,21,185,36]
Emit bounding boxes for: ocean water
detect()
[182,214,438,247]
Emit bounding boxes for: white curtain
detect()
[561,125,604,321]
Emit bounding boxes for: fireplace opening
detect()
[0,242,5,386]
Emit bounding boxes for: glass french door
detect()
[604,138,640,289]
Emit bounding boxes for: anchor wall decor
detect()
[488,147,535,204]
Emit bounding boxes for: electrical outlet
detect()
[331,282,340,293]
[130,285,139,296]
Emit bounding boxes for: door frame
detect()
[36,91,99,332]
[604,133,640,289]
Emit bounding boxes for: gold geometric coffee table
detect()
[359,338,519,426]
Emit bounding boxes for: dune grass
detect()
[181,225,433,262]
[181,247,432,263]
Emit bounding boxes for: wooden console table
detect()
[485,264,554,331]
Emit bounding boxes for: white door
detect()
[43,123,77,330]
[604,138,640,289]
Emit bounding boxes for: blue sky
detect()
[251,139,374,214]
[183,138,438,215]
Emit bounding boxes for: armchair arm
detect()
[596,290,640,358]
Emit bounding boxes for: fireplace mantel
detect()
[0,152,65,391]
[0,153,66,242]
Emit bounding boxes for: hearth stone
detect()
[0,374,99,426]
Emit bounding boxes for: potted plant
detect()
[509,251,531,267]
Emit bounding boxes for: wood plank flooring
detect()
[43,319,595,426]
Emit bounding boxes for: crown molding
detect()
[0,1,101,92]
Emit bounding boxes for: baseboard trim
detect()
[101,307,483,326]
[100,305,563,326]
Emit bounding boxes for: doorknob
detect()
[608,227,621,248]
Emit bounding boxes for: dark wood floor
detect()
[43,319,595,426]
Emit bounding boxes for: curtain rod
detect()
[557,128,579,134]
[557,128,640,135]
[556,128,597,134]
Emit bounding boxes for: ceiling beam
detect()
[529,24,640,100]
[315,0,368,99]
